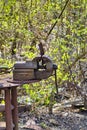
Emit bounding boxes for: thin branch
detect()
[45,0,70,41]
[65,51,87,73]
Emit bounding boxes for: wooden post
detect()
[11,87,18,130]
[5,88,13,130]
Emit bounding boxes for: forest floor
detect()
[18,97,87,130]
[0,74,87,130]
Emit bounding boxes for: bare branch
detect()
[45,0,70,41]
[65,51,87,73]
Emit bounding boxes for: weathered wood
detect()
[18,104,32,113]
[0,122,6,130]
[0,122,15,129]
[0,104,31,113]
[0,79,22,130]
[84,95,87,109]
[11,87,18,130]
[0,104,14,112]
[5,89,13,130]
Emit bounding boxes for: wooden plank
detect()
[5,89,13,130]
[0,104,5,112]
[0,122,6,130]
[0,104,14,112]
[11,87,18,130]
[0,121,15,130]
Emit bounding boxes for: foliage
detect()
[0,0,87,109]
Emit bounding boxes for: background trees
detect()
[0,0,87,107]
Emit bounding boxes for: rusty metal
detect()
[0,80,21,130]
[32,55,53,80]
[13,61,37,81]
[11,87,18,130]
[13,42,57,81]
[0,79,42,130]
[0,43,58,130]
[13,55,57,80]
[5,88,13,130]
[38,43,44,56]
[7,79,40,84]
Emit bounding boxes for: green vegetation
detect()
[0,0,87,110]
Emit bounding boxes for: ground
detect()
[18,102,87,130]
[0,74,87,130]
